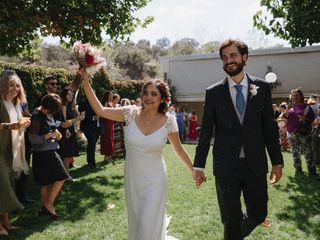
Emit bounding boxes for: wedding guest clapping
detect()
[58,89,85,178]
[28,93,70,220]
[283,89,317,176]
[0,70,30,235]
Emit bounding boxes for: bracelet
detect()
[2,123,9,130]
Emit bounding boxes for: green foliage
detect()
[113,41,154,79]
[111,79,146,100]
[0,61,145,110]
[0,60,73,109]
[169,38,200,55]
[253,0,320,47]
[199,41,220,54]
[0,0,153,56]
[156,37,171,49]
[39,43,74,68]
[18,37,43,63]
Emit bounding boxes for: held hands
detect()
[193,170,207,187]
[269,165,283,184]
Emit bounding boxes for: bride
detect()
[79,69,194,240]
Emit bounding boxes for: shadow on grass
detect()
[6,166,124,240]
[275,173,320,238]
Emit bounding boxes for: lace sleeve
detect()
[166,114,179,134]
[122,106,138,126]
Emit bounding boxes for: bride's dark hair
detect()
[140,79,171,114]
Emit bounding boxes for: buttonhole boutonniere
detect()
[249,84,259,98]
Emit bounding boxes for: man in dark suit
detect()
[34,75,59,109]
[78,98,101,168]
[193,39,284,240]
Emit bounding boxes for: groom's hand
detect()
[193,170,207,187]
[269,165,283,184]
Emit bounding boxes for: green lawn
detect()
[7,145,320,240]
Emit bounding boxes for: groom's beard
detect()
[223,61,245,76]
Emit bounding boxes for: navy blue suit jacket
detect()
[194,74,283,177]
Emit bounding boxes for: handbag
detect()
[296,106,313,136]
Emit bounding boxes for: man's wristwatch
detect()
[2,124,9,130]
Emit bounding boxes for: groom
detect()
[193,39,284,240]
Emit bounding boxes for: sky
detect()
[45,0,289,48]
[129,0,289,47]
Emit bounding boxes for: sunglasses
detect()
[48,82,58,86]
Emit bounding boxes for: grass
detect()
[6,145,320,240]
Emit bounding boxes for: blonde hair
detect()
[0,70,26,105]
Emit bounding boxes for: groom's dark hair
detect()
[219,39,249,59]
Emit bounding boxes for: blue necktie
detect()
[235,85,245,115]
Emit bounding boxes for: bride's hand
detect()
[77,68,89,83]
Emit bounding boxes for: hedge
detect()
[0,61,145,110]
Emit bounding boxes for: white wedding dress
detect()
[123,106,178,240]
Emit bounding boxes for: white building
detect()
[159,45,320,120]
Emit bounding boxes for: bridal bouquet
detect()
[72,41,107,89]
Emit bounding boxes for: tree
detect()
[0,0,153,56]
[199,41,220,54]
[155,37,171,49]
[169,38,200,56]
[253,0,320,47]
[113,42,154,80]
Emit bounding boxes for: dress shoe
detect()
[66,177,76,182]
[41,205,59,220]
[89,163,103,169]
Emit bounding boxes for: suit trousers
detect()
[83,129,99,165]
[215,158,268,240]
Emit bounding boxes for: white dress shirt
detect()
[228,74,249,158]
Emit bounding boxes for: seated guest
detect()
[28,93,70,220]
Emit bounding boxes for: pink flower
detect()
[166,97,171,105]
[85,52,95,65]
[72,41,106,72]
[72,41,107,89]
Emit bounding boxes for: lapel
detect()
[243,74,255,126]
[222,78,242,127]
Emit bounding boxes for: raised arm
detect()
[79,69,124,122]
